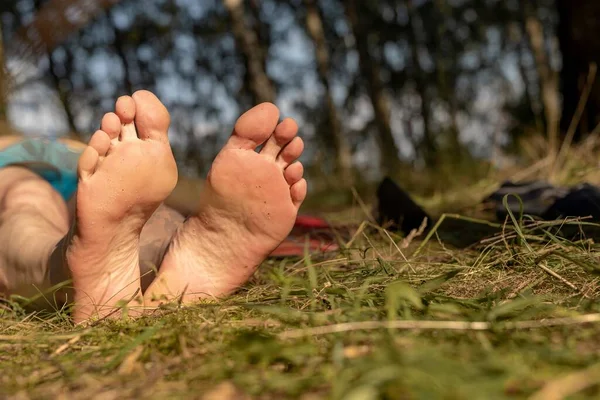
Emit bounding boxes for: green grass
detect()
[1,199,600,399]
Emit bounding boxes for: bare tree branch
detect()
[10,0,123,62]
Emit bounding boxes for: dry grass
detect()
[1,211,600,399]
[2,140,600,399]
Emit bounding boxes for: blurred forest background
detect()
[0,0,599,195]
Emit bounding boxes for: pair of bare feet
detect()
[65,91,306,323]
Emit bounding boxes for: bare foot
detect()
[66,91,177,323]
[145,103,307,305]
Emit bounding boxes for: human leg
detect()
[63,90,177,322]
[0,167,69,299]
[0,178,184,309]
[0,126,186,310]
[144,103,307,305]
[138,204,185,291]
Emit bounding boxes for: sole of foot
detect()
[65,90,177,323]
[144,102,307,306]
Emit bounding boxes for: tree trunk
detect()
[47,49,79,136]
[557,0,600,141]
[303,0,353,185]
[433,0,462,159]
[345,0,399,175]
[512,19,544,134]
[404,0,436,166]
[522,1,560,155]
[247,0,269,68]
[223,0,275,104]
[110,8,135,95]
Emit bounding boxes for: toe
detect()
[131,90,171,142]
[115,95,137,124]
[284,161,304,185]
[260,118,298,159]
[77,146,99,180]
[115,95,138,141]
[226,103,280,150]
[290,179,307,208]
[277,137,304,168]
[101,113,121,140]
[88,130,111,156]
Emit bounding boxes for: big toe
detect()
[131,90,171,142]
[227,102,280,150]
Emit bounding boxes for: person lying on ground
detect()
[0,90,307,323]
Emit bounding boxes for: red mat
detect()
[269,215,340,257]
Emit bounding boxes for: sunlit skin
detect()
[62,91,178,322]
[0,91,307,323]
[144,103,307,306]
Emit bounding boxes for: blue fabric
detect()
[0,138,82,200]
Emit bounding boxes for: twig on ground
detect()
[401,218,428,249]
[536,261,579,291]
[279,313,600,339]
[382,229,414,273]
